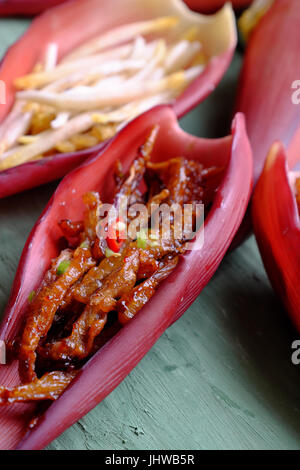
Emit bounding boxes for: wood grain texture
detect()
[1,18,300,451]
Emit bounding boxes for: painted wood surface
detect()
[1,17,300,451]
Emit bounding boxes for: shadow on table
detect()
[213,255,300,444]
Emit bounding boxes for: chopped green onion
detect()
[136,229,148,249]
[105,248,117,258]
[57,259,71,276]
[80,241,89,249]
[28,290,36,303]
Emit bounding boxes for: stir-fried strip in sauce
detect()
[19,247,95,383]
[0,371,77,405]
[118,256,179,325]
[38,308,108,362]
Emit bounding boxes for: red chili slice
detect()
[107,218,126,253]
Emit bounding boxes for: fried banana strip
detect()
[82,192,101,241]
[19,247,96,383]
[147,157,195,205]
[137,250,160,280]
[39,247,139,361]
[39,308,107,361]
[73,251,125,304]
[118,256,178,325]
[146,188,170,210]
[0,371,76,405]
[90,247,140,312]
[114,126,159,213]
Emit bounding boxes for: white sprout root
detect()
[62,17,179,62]
[0,42,59,158]
[17,67,202,112]
[0,16,206,169]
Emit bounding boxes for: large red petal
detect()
[252,142,300,331]
[0,105,252,449]
[185,0,251,13]
[0,0,236,198]
[236,0,300,183]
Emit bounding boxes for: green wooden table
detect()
[1,18,300,451]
